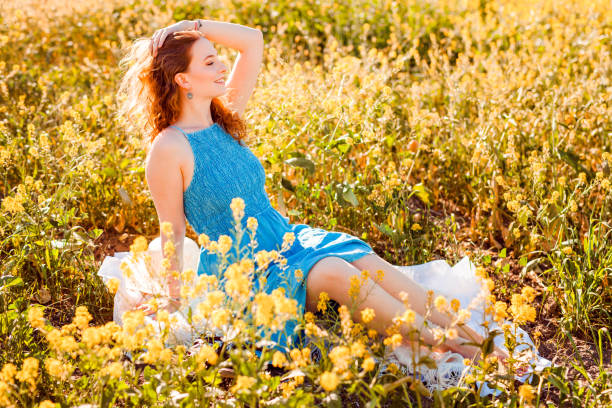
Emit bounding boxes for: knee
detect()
[305,256,352,294]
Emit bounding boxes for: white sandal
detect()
[378,345,468,392]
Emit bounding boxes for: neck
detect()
[176,96,214,129]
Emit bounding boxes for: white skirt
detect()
[97,236,551,394]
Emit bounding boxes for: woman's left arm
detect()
[195,19,264,118]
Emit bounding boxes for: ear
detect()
[174,72,190,90]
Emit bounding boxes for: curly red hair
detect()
[116,30,246,146]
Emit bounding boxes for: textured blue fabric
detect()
[170,122,375,353]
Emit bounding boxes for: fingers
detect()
[151,29,165,57]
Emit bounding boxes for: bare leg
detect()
[304,256,483,360]
[350,253,509,362]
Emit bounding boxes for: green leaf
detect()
[411,183,430,205]
[519,256,528,267]
[285,157,315,174]
[499,248,507,258]
[281,177,295,192]
[341,186,359,207]
[0,276,23,292]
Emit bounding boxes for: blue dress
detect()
[170,122,375,353]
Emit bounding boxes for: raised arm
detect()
[193,19,264,118]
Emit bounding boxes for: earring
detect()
[187,92,193,99]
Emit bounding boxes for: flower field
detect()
[0,0,610,406]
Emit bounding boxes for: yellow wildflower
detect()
[16,357,39,391]
[230,375,256,394]
[28,307,45,329]
[317,291,330,313]
[247,216,258,231]
[360,307,375,323]
[230,197,245,220]
[319,371,339,391]
[0,363,17,383]
[362,357,375,372]
[434,295,448,312]
[160,221,173,237]
[130,236,148,253]
[450,298,461,312]
[106,278,119,295]
[329,346,351,372]
[196,344,218,366]
[217,235,233,254]
[518,383,535,403]
[73,306,92,330]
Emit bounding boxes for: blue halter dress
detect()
[170,122,375,353]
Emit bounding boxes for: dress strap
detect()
[169,125,189,139]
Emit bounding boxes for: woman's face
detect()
[183,37,228,98]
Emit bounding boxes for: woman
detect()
[115,18,510,367]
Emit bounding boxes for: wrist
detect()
[194,19,204,33]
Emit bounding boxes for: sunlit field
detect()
[0,0,610,406]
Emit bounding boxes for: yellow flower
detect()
[196,344,218,366]
[28,306,45,329]
[16,357,39,391]
[230,375,256,393]
[230,197,245,220]
[411,223,422,231]
[217,235,233,254]
[329,346,351,372]
[360,307,375,323]
[197,233,210,248]
[362,357,375,372]
[518,383,535,403]
[457,309,471,324]
[73,306,92,330]
[0,363,17,383]
[434,295,448,312]
[44,358,73,380]
[247,216,258,231]
[383,333,403,348]
[106,278,119,295]
[160,221,174,237]
[319,370,339,391]
[39,401,56,408]
[393,308,415,326]
[317,291,330,313]
[350,341,366,358]
[101,362,123,379]
[211,308,230,328]
[282,232,295,248]
[521,286,537,302]
[446,328,458,340]
[130,236,148,253]
[450,298,461,312]
[272,351,287,368]
[181,268,196,283]
[494,301,508,322]
[348,275,362,301]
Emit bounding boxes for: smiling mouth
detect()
[215,79,225,84]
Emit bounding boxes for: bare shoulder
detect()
[146,127,190,166]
